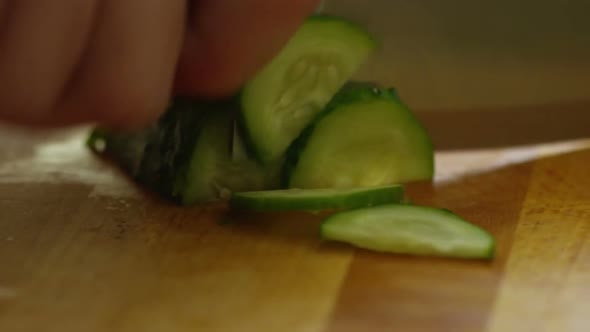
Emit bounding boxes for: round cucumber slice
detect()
[240,15,378,164]
[284,84,434,189]
[321,205,495,259]
[230,185,404,212]
[181,111,267,205]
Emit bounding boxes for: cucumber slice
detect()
[180,111,269,204]
[284,83,434,189]
[178,110,234,203]
[240,15,378,164]
[321,205,495,259]
[230,185,404,212]
[88,97,267,205]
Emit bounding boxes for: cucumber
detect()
[321,205,495,259]
[230,185,404,212]
[87,126,156,177]
[284,83,434,189]
[88,97,204,190]
[240,15,378,164]
[87,97,266,205]
[178,110,265,204]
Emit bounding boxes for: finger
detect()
[0,1,8,21]
[58,0,186,128]
[176,0,320,97]
[0,0,98,124]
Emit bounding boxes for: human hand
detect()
[0,0,319,128]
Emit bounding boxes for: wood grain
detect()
[0,128,589,332]
[326,158,533,332]
[487,150,590,332]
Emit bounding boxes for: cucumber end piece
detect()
[86,129,106,153]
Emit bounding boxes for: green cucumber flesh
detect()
[284,83,434,189]
[240,15,377,164]
[178,111,234,203]
[180,111,268,204]
[321,204,495,259]
[230,185,404,212]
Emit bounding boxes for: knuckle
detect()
[89,83,169,127]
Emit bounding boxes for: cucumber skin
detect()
[229,185,404,212]
[320,204,496,260]
[282,83,435,188]
[238,14,379,165]
[138,98,210,201]
[306,14,381,49]
[87,97,232,204]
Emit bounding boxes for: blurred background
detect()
[323,0,590,149]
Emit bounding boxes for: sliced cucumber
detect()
[240,15,378,164]
[230,185,404,212]
[179,110,234,203]
[180,111,271,204]
[88,96,206,194]
[321,205,495,259]
[88,97,267,205]
[87,126,156,177]
[284,83,434,189]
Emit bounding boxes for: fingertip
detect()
[176,0,320,98]
[174,41,244,98]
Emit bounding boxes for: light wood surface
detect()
[0,126,589,332]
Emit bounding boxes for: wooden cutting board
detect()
[0,127,589,332]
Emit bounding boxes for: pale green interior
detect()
[182,115,231,204]
[181,114,266,204]
[289,100,433,189]
[242,19,376,163]
[323,205,493,257]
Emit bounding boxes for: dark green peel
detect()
[230,185,405,212]
[87,97,265,205]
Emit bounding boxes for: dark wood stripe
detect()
[324,160,533,332]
